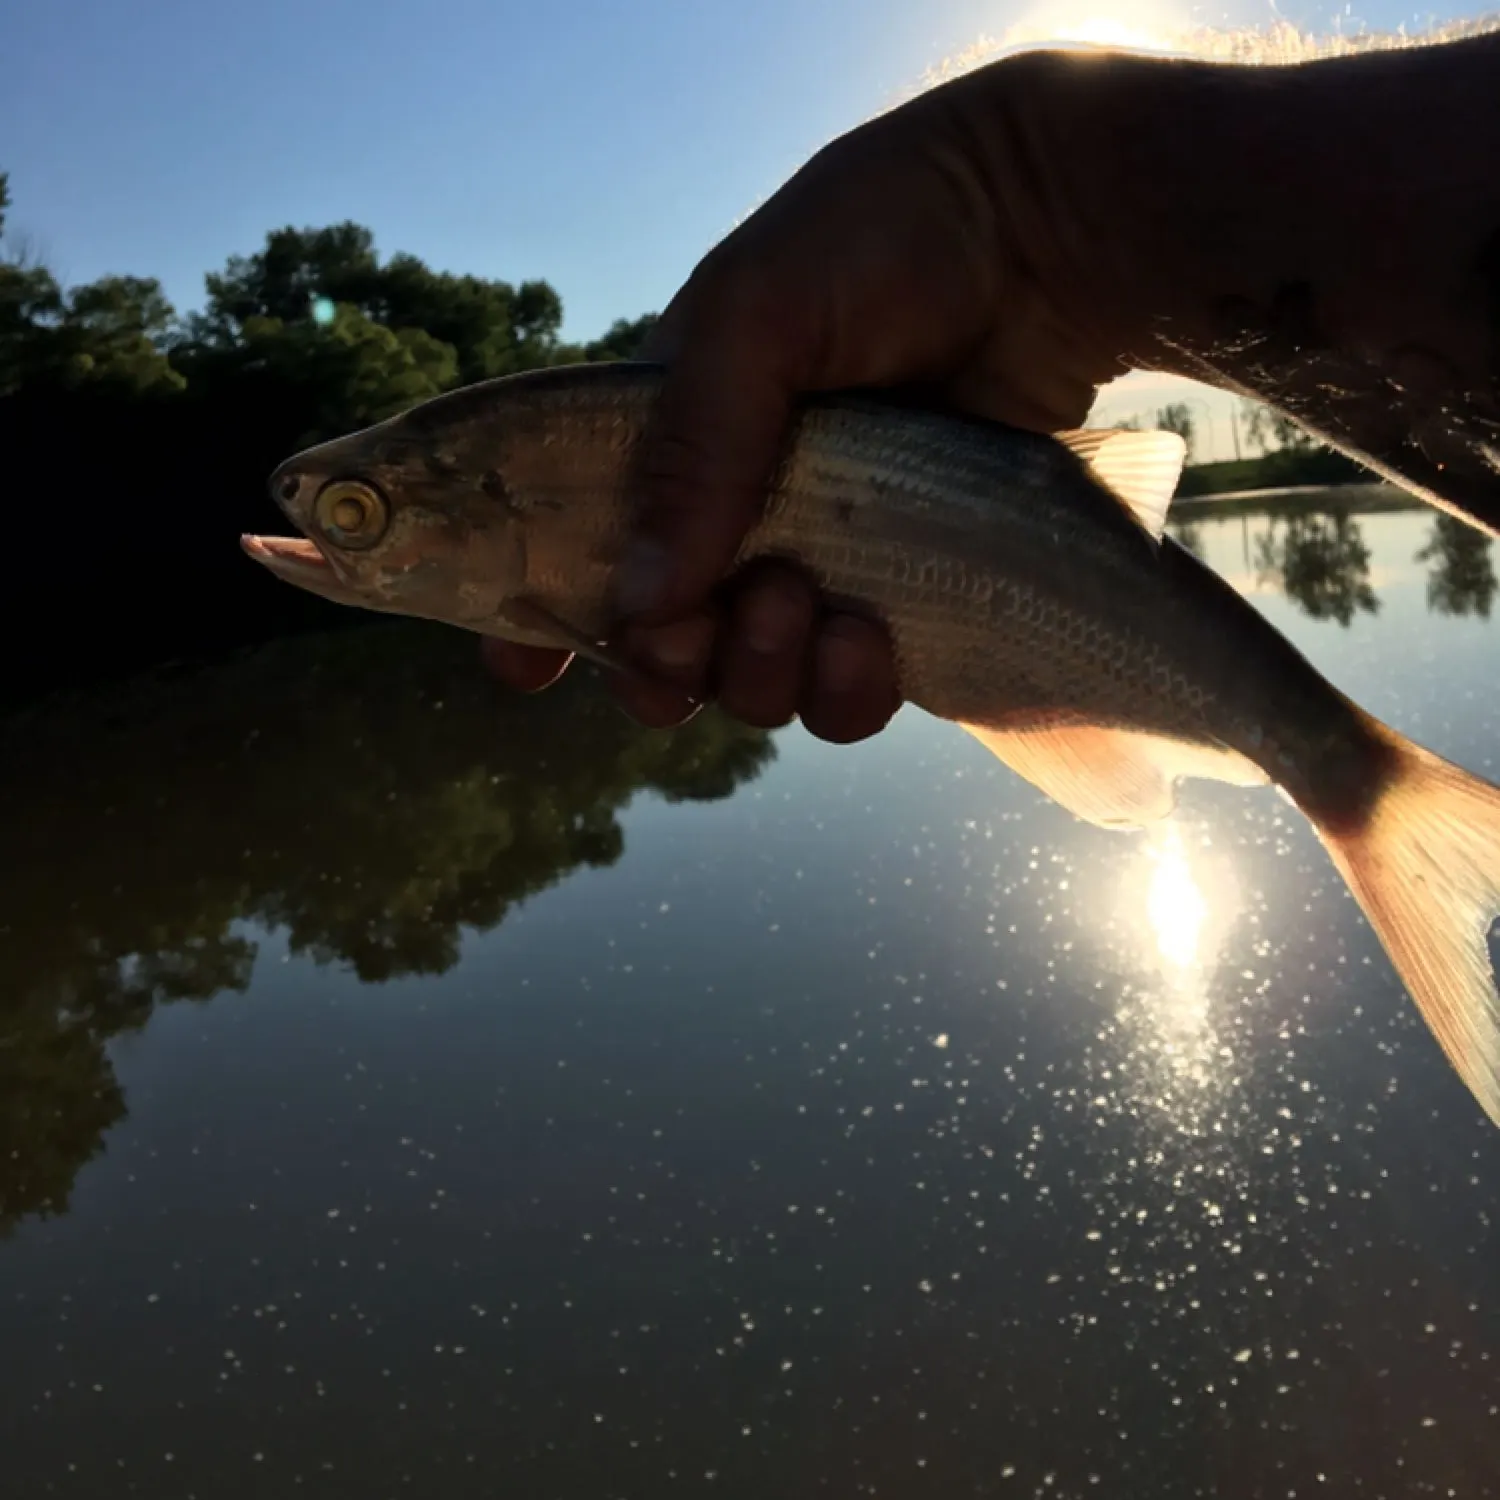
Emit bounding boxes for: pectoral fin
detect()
[958,717,1267,829]
[490,599,637,676]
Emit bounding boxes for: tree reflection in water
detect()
[1417,513,1497,619]
[0,623,774,1235]
[1253,509,1379,626]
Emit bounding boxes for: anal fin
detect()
[959,717,1268,829]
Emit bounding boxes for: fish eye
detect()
[313,478,390,550]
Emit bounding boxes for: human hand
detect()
[483,52,1144,739]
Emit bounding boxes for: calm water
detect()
[4,487,1500,1498]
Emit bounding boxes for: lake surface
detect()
[4,486,1500,1498]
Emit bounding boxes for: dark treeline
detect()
[0,171,657,702]
[1174,445,1369,497]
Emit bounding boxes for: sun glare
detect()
[1147,825,1208,972]
[914,0,1500,97]
[1059,15,1174,48]
[1005,6,1188,53]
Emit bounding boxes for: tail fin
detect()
[1321,728,1500,1125]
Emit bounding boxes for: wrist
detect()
[950,39,1500,390]
[941,48,1309,381]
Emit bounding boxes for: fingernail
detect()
[628,616,710,676]
[817,624,863,696]
[615,536,670,618]
[645,625,703,671]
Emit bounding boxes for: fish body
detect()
[245,361,1500,1126]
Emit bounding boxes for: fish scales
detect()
[754,407,1224,752]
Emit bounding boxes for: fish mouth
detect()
[241,534,327,578]
[241,534,367,606]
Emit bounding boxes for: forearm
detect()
[961,35,1500,528]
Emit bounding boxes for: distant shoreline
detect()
[1174,447,1373,497]
[1170,479,1417,521]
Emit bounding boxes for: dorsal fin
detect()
[1055,428,1187,539]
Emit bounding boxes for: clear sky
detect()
[2,0,1487,456]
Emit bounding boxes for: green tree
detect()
[0,172,65,395]
[0,180,183,395]
[1243,399,1319,455]
[1156,402,1197,459]
[584,313,661,362]
[199,220,381,329]
[237,303,460,440]
[55,274,185,393]
[191,222,571,384]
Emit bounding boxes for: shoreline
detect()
[1169,478,1418,520]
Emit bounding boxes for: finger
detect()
[608,613,716,729]
[479,637,573,692]
[939,332,1101,433]
[715,563,818,729]
[616,113,1008,631]
[798,613,902,745]
[613,253,818,625]
[609,675,703,731]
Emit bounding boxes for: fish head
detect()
[243,394,537,631]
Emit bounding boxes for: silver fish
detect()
[244,361,1500,1125]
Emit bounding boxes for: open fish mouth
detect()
[241,534,367,606]
[241,534,328,578]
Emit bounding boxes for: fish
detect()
[244,359,1500,1126]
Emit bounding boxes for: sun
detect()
[1047,14,1179,48]
[912,3,1195,98]
[993,2,1195,58]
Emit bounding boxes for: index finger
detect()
[612,251,819,625]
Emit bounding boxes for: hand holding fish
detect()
[481,52,1130,740]
[481,33,1500,738]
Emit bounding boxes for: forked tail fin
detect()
[1320,728,1500,1125]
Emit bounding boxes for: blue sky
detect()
[2,0,1486,454]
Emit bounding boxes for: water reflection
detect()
[1116,822,1243,1135]
[1168,518,1206,561]
[4,490,1500,1498]
[0,625,773,1234]
[1418,512,1497,618]
[1253,509,1379,625]
[1146,825,1209,973]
